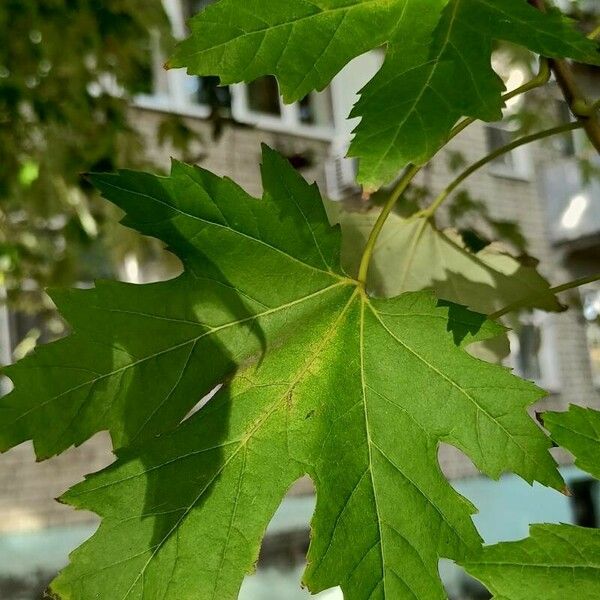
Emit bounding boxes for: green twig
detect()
[421,121,584,218]
[489,273,600,320]
[357,165,421,286]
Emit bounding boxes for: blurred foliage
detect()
[0,0,189,328]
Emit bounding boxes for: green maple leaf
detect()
[461,406,600,598]
[1,147,562,599]
[461,524,600,599]
[0,148,344,458]
[327,206,563,315]
[544,405,600,480]
[169,0,600,189]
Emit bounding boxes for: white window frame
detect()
[134,0,212,119]
[508,311,562,393]
[230,83,335,140]
[134,0,337,141]
[484,121,533,181]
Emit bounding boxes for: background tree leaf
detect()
[327,205,563,315]
[0,0,184,320]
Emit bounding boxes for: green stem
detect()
[504,58,551,103]
[574,97,600,117]
[489,272,600,320]
[589,23,600,40]
[422,121,584,218]
[357,164,421,286]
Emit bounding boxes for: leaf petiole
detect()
[489,272,600,320]
[357,164,421,287]
[421,121,584,219]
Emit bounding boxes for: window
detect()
[298,90,335,127]
[136,0,229,116]
[583,287,600,388]
[247,76,281,117]
[136,1,335,138]
[181,1,231,110]
[586,323,600,389]
[183,74,231,109]
[554,100,589,158]
[512,321,542,381]
[231,79,334,136]
[509,311,561,392]
[484,123,532,180]
[483,59,532,179]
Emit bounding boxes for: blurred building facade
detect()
[1,1,599,598]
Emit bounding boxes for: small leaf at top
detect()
[170,0,600,189]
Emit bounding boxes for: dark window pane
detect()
[195,75,231,108]
[247,76,281,116]
[298,91,334,127]
[485,126,515,170]
[298,95,315,125]
[570,479,598,528]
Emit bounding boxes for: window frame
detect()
[484,121,533,181]
[582,286,600,390]
[231,83,336,140]
[134,0,212,119]
[508,310,562,393]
